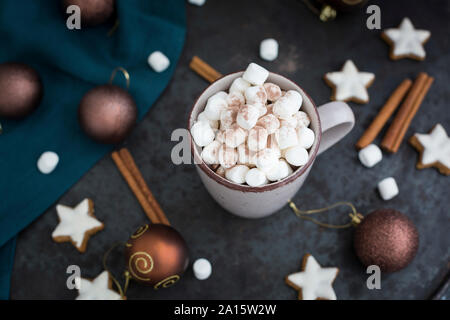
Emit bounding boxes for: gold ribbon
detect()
[109,67,130,89]
[102,242,131,299]
[288,200,363,229]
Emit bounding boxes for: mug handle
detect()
[317,101,355,155]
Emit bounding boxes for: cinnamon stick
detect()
[111,151,162,224]
[190,56,222,83]
[381,73,430,153]
[391,76,434,152]
[118,148,170,226]
[356,79,412,149]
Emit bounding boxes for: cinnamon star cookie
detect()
[382,17,431,61]
[76,271,122,300]
[409,124,450,176]
[285,254,339,300]
[324,60,374,104]
[52,198,104,253]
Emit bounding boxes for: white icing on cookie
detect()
[76,271,122,300]
[52,199,103,250]
[325,60,374,103]
[383,17,430,60]
[414,124,450,168]
[286,254,338,300]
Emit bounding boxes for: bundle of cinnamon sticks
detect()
[356,72,434,153]
[111,148,170,226]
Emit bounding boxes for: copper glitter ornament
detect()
[0,62,43,119]
[125,224,189,288]
[61,0,115,27]
[354,209,419,272]
[78,83,137,144]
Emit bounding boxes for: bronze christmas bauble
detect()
[61,0,115,27]
[78,84,137,144]
[125,224,189,289]
[354,209,419,272]
[0,62,43,119]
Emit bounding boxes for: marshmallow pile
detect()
[191,63,315,187]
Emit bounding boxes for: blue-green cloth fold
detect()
[0,0,186,299]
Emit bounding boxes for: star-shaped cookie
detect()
[52,198,104,253]
[409,124,450,176]
[76,271,122,300]
[324,60,375,104]
[382,17,431,61]
[285,254,339,300]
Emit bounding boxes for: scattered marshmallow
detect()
[244,86,267,105]
[285,146,309,167]
[218,144,238,168]
[248,126,268,151]
[147,51,170,73]
[265,159,293,181]
[378,177,399,200]
[193,258,212,280]
[255,148,279,171]
[223,126,247,148]
[198,111,219,129]
[260,38,279,61]
[201,140,221,165]
[242,63,269,86]
[297,127,315,149]
[358,144,382,168]
[226,92,245,108]
[229,77,251,95]
[37,151,59,174]
[245,168,268,187]
[225,165,250,184]
[257,114,280,134]
[293,111,310,128]
[275,125,298,150]
[264,83,282,102]
[191,121,215,147]
[236,105,260,130]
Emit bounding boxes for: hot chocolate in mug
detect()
[188,72,355,218]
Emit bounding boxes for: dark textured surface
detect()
[10,0,450,299]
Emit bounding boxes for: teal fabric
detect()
[0,0,186,299]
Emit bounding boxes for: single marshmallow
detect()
[237,105,260,130]
[219,107,238,130]
[248,126,268,152]
[264,83,282,102]
[253,102,267,118]
[225,165,250,184]
[242,63,269,86]
[257,114,280,134]
[272,96,298,119]
[293,111,311,128]
[229,77,251,95]
[244,85,267,105]
[215,166,226,177]
[197,111,219,129]
[193,258,212,280]
[218,144,238,168]
[245,168,268,187]
[148,51,170,72]
[284,146,309,167]
[297,127,315,149]
[191,121,215,147]
[260,38,279,61]
[255,148,279,171]
[201,140,221,165]
[226,92,245,108]
[223,126,247,148]
[265,159,293,182]
[275,126,298,150]
[204,94,228,121]
[280,116,298,128]
[358,144,382,168]
[237,144,257,166]
[284,90,303,110]
[378,177,399,201]
[37,151,59,174]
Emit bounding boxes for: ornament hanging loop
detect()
[109,67,130,89]
[288,200,363,229]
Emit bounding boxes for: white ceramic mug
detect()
[188,72,355,219]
